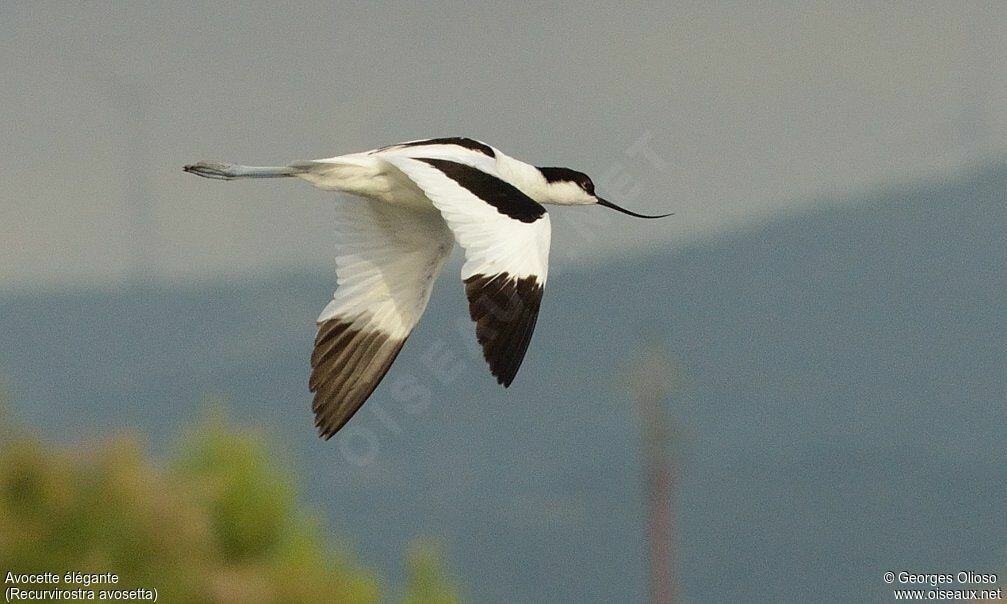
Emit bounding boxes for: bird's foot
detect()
[183,161,239,180]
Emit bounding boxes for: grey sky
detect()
[3,1,1004,291]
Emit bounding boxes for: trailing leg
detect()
[183,161,303,180]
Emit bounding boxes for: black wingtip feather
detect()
[464,273,544,387]
[309,317,407,439]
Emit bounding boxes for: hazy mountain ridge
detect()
[2,164,1004,603]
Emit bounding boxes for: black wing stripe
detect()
[417,158,546,223]
[380,137,495,157]
[464,272,544,386]
[309,317,407,438]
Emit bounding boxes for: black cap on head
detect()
[539,166,671,218]
[539,167,595,194]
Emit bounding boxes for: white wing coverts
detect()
[309,142,552,437]
[381,155,551,387]
[310,200,453,437]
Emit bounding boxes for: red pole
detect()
[639,378,675,604]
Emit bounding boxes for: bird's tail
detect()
[183,161,304,181]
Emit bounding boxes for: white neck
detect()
[494,152,552,203]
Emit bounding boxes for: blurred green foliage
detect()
[0,407,461,603]
[403,541,461,604]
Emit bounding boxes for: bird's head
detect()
[536,167,671,218]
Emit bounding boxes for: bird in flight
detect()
[184,137,669,438]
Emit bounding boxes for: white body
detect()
[293,141,553,331]
[185,138,564,437]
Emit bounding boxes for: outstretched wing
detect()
[310,200,453,438]
[381,155,551,387]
